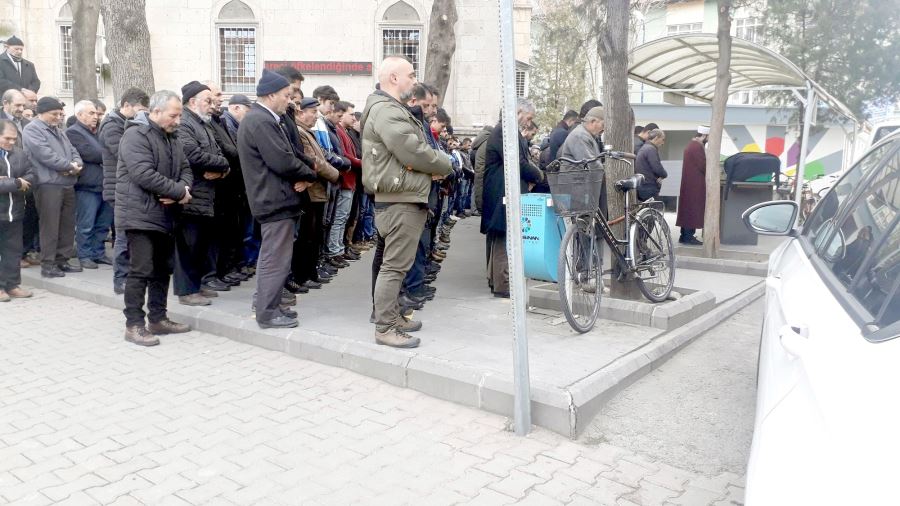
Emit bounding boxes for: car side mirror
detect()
[742,200,799,236]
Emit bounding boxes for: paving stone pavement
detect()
[0,290,745,505]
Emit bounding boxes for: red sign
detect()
[264,61,373,76]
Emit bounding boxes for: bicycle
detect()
[546,152,676,333]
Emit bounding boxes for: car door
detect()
[750,138,900,504]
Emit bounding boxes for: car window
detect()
[804,140,895,247]
[819,150,900,328]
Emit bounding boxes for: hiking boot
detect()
[343,250,361,261]
[179,293,211,306]
[223,273,245,285]
[148,319,190,335]
[80,258,99,269]
[303,280,323,290]
[7,286,32,299]
[394,318,422,333]
[0,290,9,302]
[200,287,219,298]
[25,252,41,266]
[375,328,420,348]
[328,256,350,268]
[125,325,160,347]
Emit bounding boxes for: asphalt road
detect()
[582,298,763,477]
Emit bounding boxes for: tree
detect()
[703,0,734,258]
[69,0,101,101]
[99,0,155,100]
[765,0,900,119]
[529,0,588,131]
[423,0,458,104]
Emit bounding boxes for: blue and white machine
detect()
[520,193,565,283]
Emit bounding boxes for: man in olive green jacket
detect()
[361,56,451,349]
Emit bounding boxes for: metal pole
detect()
[795,82,816,208]
[498,0,531,436]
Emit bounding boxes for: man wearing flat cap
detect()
[172,80,231,306]
[237,69,317,329]
[676,125,709,245]
[0,36,40,95]
[22,97,83,278]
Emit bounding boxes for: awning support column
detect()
[796,82,817,208]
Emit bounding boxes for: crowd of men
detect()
[1,35,709,350]
[0,36,481,349]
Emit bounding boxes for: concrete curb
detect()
[21,269,764,439]
[563,280,766,437]
[676,255,768,277]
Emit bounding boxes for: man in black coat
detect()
[481,99,543,298]
[115,90,193,346]
[0,119,36,301]
[237,69,317,329]
[635,129,668,201]
[98,87,149,294]
[173,81,231,306]
[0,37,40,95]
[67,100,112,270]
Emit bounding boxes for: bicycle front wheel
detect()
[557,218,602,333]
[629,208,675,303]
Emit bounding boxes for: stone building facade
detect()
[1,0,532,129]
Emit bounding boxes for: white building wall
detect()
[2,0,530,129]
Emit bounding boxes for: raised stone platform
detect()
[20,218,764,438]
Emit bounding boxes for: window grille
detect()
[219,27,257,93]
[382,28,421,75]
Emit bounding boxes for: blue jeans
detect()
[454,179,470,214]
[75,190,113,261]
[354,193,376,242]
[242,208,260,268]
[326,189,353,256]
[113,227,129,283]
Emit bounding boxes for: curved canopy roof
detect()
[628,34,859,123]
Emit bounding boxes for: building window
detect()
[515,70,527,98]
[382,29,421,74]
[734,17,762,43]
[218,27,257,93]
[667,23,703,35]
[216,0,259,94]
[59,25,74,92]
[380,1,423,77]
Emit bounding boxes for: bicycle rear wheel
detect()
[557,218,602,333]
[629,208,675,303]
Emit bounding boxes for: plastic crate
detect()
[521,193,565,283]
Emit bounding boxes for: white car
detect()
[742,131,900,505]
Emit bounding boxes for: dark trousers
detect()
[214,197,243,276]
[22,192,39,254]
[123,230,174,327]
[256,217,297,322]
[173,215,215,296]
[34,185,76,268]
[371,231,385,308]
[242,208,261,268]
[403,225,429,296]
[0,220,23,290]
[293,202,324,285]
[113,226,129,284]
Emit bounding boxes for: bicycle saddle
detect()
[615,173,645,192]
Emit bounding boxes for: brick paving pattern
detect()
[0,290,745,505]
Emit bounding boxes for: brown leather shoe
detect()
[124,326,160,347]
[394,318,422,333]
[0,290,9,302]
[7,286,32,298]
[148,319,190,335]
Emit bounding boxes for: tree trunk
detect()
[423,0,458,105]
[99,0,155,100]
[598,0,640,299]
[702,0,733,258]
[70,0,101,102]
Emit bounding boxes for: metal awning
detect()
[628,34,859,124]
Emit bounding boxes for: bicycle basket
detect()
[547,165,605,216]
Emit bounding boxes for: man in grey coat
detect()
[22,97,83,278]
[558,106,608,214]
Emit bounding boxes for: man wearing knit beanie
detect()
[237,68,317,329]
[0,35,40,95]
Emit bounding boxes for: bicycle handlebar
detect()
[555,151,636,166]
